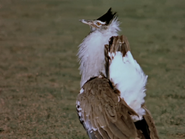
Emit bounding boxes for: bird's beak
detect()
[79,19,93,26]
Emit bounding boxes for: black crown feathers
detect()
[97,8,117,25]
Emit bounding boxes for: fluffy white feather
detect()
[78,19,120,87]
[109,51,148,121]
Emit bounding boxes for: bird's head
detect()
[80,8,117,31]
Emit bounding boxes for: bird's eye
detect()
[96,22,101,26]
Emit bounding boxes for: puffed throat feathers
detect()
[78,19,120,87]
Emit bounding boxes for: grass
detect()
[0,0,185,138]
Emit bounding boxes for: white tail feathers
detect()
[109,51,148,121]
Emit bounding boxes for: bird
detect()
[76,8,159,139]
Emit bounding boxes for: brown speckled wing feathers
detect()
[76,77,138,139]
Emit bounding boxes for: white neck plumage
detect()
[78,19,120,87]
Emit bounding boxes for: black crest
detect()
[97,8,117,25]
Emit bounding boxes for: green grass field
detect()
[0,0,185,138]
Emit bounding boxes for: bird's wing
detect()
[143,106,159,139]
[104,36,159,139]
[76,77,138,139]
[133,106,159,139]
[105,35,147,121]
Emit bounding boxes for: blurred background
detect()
[0,0,185,138]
